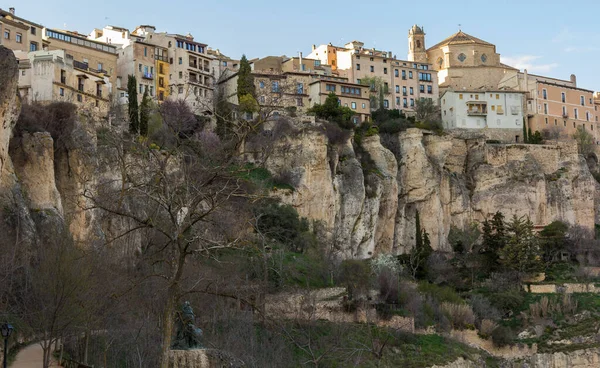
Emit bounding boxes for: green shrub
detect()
[489,290,525,315]
[339,259,372,300]
[418,282,465,305]
[491,326,514,347]
[253,200,313,253]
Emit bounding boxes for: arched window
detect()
[416,40,421,48]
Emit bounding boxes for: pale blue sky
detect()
[6,0,600,90]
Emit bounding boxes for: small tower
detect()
[408,25,427,63]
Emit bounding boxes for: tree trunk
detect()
[83,330,89,364]
[160,293,175,368]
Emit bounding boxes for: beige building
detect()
[208,48,240,82]
[307,40,438,114]
[410,26,517,90]
[131,25,213,113]
[0,7,43,53]
[16,49,111,114]
[44,28,118,97]
[499,71,598,141]
[309,77,370,123]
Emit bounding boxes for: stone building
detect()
[307,40,439,114]
[440,90,525,134]
[0,7,43,53]
[208,48,239,82]
[410,25,517,91]
[16,49,111,114]
[44,28,118,97]
[499,71,598,142]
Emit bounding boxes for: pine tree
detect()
[139,89,150,137]
[127,75,139,134]
[237,55,255,100]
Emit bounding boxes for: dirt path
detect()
[11,343,61,368]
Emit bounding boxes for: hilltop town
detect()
[2,7,598,144]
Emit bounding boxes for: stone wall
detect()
[525,283,600,294]
[509,348,600,368]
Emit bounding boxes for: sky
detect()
[6,0,600,91]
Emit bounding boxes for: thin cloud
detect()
[501,55,558,73]
[564,46,600,53]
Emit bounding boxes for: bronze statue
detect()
[171,301,203,350]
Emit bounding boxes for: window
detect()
[178,71,182,79]
[419,85,425,93]
[554,119,557,125]
[427,85,432,94]
[370,65,374,72]
[138,64,142,72]
[357,79,361,84]
[409,87,414,95]
[77,94,82,102]
[395,69,399,77]
[544,103,548,114]
[563,106,567,116]
[403,98,407,108]
[383,67,388,74]
[402,70,406,79]
[178,57,182,65]
[29,42,38,51]
[362,103,366,109]
[409,71,413,79]
[314,60,321,66]
[3,30,9,39]
[178,86,184,94]
[574,108,579,119]
[395,85,400,93]
[139,84,143,93]
[410,98,415,107]
[581,96,585,106]
[98,62,103,71]
[561,92,566,103]
[259,96,265,103]
[296,83,304,94]
[144,47,147,57]
[396,97,400,105]
[326,84,336,92]
[383,100,389,108]
[259,81,265,88]
[402,86,407,95]
[587,112,590,121]
[542,89,547,99]
[356,64,361,70]
[59,88,64,96]
[459,94,463,100]
[296,98,303,106]
[271,81,280,92]
[30,27,36,35]
[351,102,357,109]
[545,117,548,125]
[15,33,22,43]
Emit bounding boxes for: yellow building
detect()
[410,26,517,90]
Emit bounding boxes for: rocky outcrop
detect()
[507,348,600,368]
[0,46,20,190]
[265,126,599,258]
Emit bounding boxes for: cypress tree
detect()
[127,75,139,134]
[527,127,533,144]
[139,89,150,137]
[522,118,528,143]
[237,55,255,100]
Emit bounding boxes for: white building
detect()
[440,90,526,130]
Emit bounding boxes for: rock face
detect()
[266,126,598,258]
[508,348,600,368]
[0,46,20,190]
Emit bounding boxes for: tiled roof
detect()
[428,31,494,51]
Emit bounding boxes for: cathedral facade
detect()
[408,26,517,90]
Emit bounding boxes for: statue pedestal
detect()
[169,349,244,368]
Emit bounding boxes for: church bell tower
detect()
[408,25,427,63]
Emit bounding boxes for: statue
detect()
[171,301,204,350]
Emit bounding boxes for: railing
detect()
[73,60,88,70]
[467,110,487,116]
[562,113,569,118]
[96,69,108,74]
[142,72,153,79]
[155,54,168,62]
[189,62,198,68]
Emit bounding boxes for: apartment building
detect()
[440,90,525,131]
[88,26,170,104]
[307,41,438,114]
[309,77,370,123]
[44,28,117,98]
[0,7,43,53]
[499,71,598,141]
[16,49,111,114]
[208,48,239,82]
[131,25,213,113]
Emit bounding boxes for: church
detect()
[408,25,517,91]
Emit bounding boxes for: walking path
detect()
[10,343,61,368]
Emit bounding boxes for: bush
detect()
[491,326,514,347]
[322,121,351,145]
[339,260,372,301]
[253,200,313,253]
[479,319,498,339]
[488,290,525,316]
[417,282,465,305]
[470,294,501,322]
[441,303,475,330]
[377,119,411,134]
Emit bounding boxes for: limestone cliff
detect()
[265,125,598,258]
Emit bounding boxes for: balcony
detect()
[73,60,89,70]
[467,109,487,116]
[467,102,487,116]
[189,62,198,69]
[562,113,569,118]
[154,54,168,62]
[142,72,153,80]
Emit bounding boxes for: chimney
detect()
[312,44,316,51]
[570,74,577,87]
[9,7,15,15]
[299,51,303,71]
[523,69,528,91]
